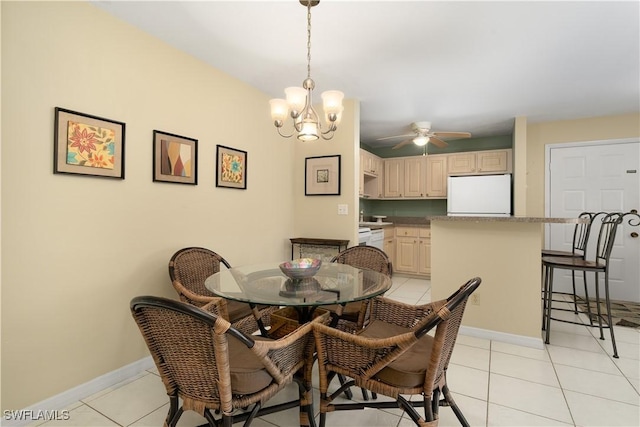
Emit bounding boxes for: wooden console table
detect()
[289,238,349,261]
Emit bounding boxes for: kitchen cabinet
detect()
[448,149,512,176]
[425,154,448,198]
[383,227,395,265]
[394,226,430,276]
[384,157,426,198]
[361,149,384,199]
[384,158,404,198]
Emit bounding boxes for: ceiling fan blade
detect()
[377,133,415,141]
[392,139,413,149]
[429,136,448,148]
[432,131,471,139]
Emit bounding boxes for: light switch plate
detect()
[337,204,348,215]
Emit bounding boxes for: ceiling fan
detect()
[377,121,471,150]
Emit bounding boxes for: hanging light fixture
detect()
[269,0,344,141]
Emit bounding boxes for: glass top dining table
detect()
[204,262,392,308]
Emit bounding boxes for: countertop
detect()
[426,215,586,223]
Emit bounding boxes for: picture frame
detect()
[153,130,198,185]
[216,145,247,189]
[53,107,125,179]
[305,155,341,196]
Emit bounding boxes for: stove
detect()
[358,227,372,245]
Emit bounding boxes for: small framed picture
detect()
[153,130,198,185]
[216,145,247,189]
[305,155,341,196]
[53,107,125,179]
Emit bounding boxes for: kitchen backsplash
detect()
[359,199,447,219]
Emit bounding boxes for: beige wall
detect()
[525,113,640,216]
[0,1,358,410]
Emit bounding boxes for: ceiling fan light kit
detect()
[269,0,344,141]
[376,121,472,150]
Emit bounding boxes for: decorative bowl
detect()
[279,258,322,280]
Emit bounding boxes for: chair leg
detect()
[571,270,579,314]
[442,384,470,427]
[603,271,619,358]
[166,396,182,427]
[541,264,549,331]
[337,374,354,399]
[544,266,554,344]
[593,272,605,340]
[582,270,593,326]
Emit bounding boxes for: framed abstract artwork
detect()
[53,107,125,179]
[153,130,198,185]
[216,145,247,189]
[305,155,341,196]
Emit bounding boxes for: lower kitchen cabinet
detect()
[394,226,430,276]
[383,227,395,265]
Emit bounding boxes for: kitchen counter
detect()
[426,215,585,223]
[428,217,578,348]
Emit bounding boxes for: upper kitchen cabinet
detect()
[447,149,512,176]
[425,154,448,198]
[360,149,384,199]
[384,157,426,198]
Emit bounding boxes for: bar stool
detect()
[541,212,604,323]
[542,212,624,358]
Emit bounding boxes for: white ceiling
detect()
[92,0,639,148]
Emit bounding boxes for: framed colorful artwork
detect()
[216,145,247,189]
[53,107,125,179]
[305,155,341,196]
[153,130,198,185]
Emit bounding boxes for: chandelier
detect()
[269,0,344,141]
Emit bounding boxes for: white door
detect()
[546,140,640,302]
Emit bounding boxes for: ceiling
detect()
[92,1,639,148]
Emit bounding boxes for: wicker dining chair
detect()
[168,247,272,326]
[130,295,324,427]
[313,277,481,427]
[326,245,393,332]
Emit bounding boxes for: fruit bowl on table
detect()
[279,258,322,280]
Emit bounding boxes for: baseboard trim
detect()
[460,325,545,349]
[2,356,154,427]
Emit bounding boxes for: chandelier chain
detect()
[306,1,312,80]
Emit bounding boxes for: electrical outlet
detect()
[337,204,348,215]
[471,293,480,306]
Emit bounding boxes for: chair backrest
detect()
[572,211,606,256]
[130,296,252,412]
[416,277,481,391]
[168,247,232,299]
[594,212,624,265]
[330,245,393,276]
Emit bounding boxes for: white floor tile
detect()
[488,374,573,424]
[446,364,489,401]
[490,351,560,387]
[491,340,551,362]
[82,373,168,427]
[487,403,573,426]
[456,334,491,350]
[320,407,403,427]
[554,364,640,405]
[37,404,118,427]
[546,329,608,353]
[433,393,487,427]
[564,390,640,426]
[450,343,490,371]
[546,343,621,375]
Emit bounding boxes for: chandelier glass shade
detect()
[269,0,344,141]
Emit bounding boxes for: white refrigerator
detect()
[447,174,512,216]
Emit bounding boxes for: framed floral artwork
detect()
[153,130,198,185]
[216,145,247,189]
[305,155,341,195]
[53,107,125,179]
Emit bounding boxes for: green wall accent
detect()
[360,198,447,217]
[362,134,513,158]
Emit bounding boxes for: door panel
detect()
[547,141,639,302]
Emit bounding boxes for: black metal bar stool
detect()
[541,212,605,325]
[542,212,624,358]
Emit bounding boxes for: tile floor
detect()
[30,276,640,427]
